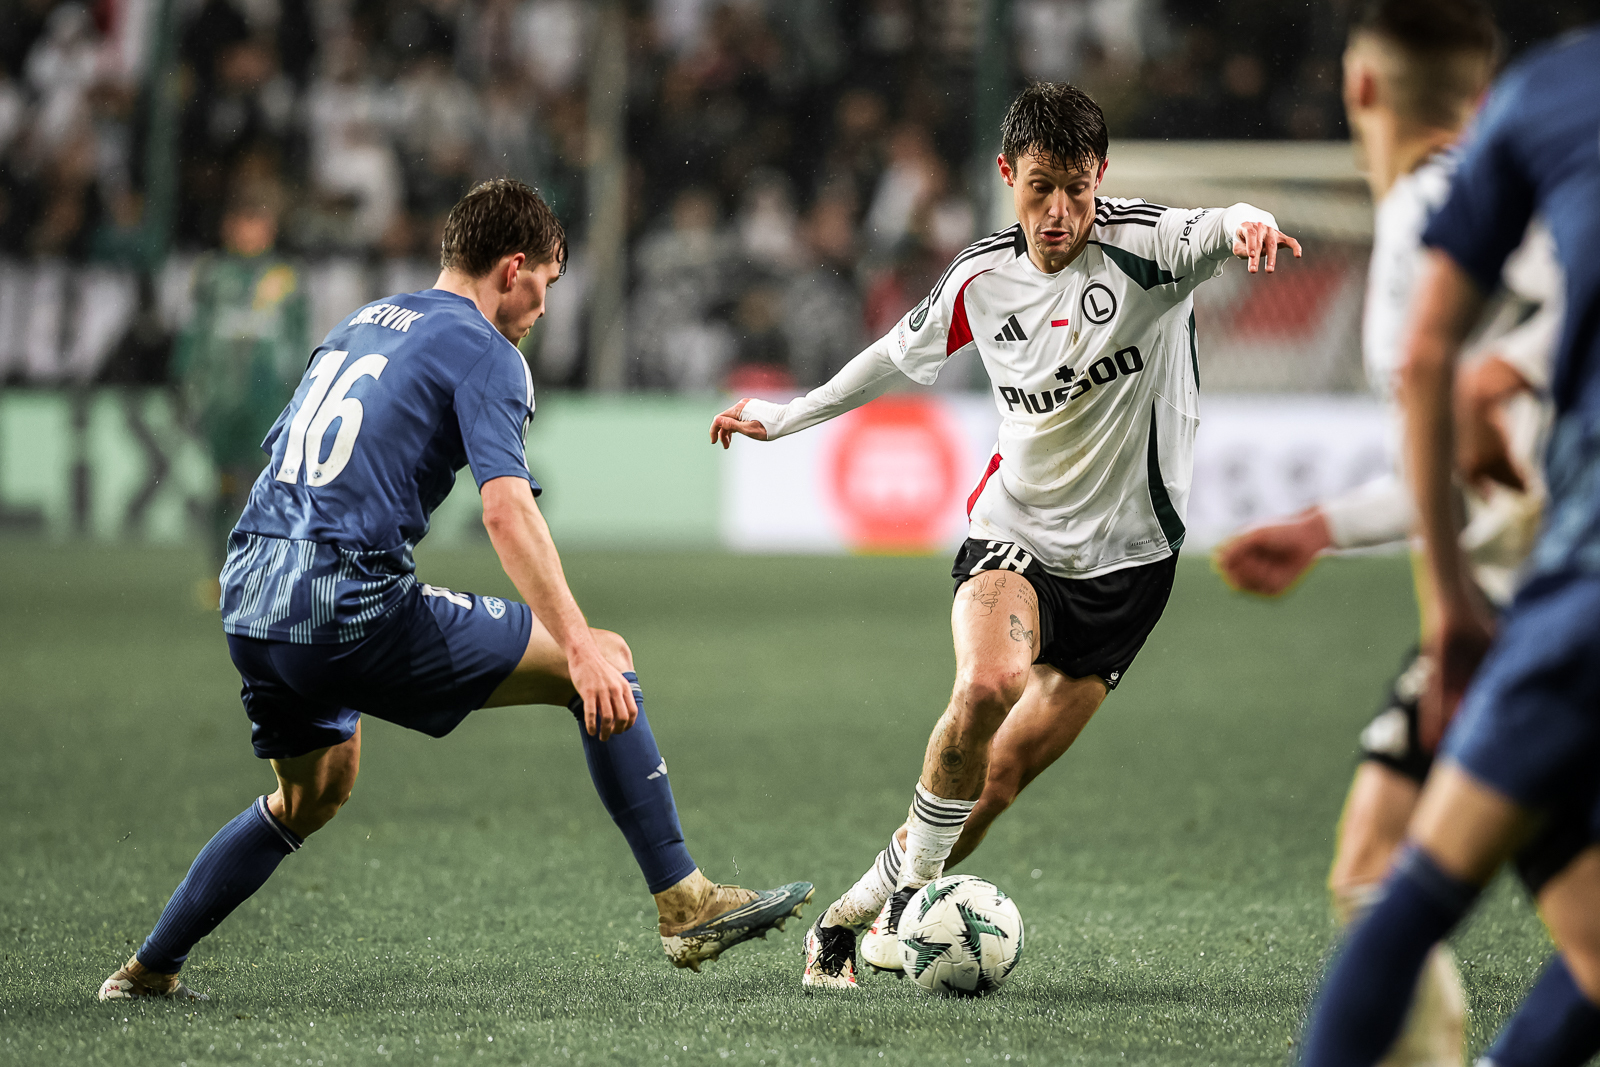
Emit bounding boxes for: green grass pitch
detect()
[0,543,1551,1065]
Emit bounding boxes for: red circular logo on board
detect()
[824,396,965,551]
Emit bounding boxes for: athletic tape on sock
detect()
[823,831,909,929]
[900,784,975,888]
[252,796,303,851]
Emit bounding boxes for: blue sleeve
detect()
[454,344,542,495]
[1422,71,1537,292]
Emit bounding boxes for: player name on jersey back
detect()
[347,303,426,332]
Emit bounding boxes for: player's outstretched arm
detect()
[709,341,905,448]
[480,475,637,741]
[1146,202,1301,278]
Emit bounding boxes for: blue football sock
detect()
[1484,955,1600,1067]
[569,671,697,894]
[137,796,302,973]
[1301,845,1481,1067]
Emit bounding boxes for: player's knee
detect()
[953,667,1026,722]
[591,628,634,672]
[280,782,352,836]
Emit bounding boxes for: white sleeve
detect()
[738,337,905,440]
[1489,296,1560,394]
[1319,473,1414,549]
[1488,225,1563,394]
[1147,202,1277,277]
[741,229,1021,438]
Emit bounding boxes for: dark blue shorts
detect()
[227,583,534,760]
[1442,571,1600,891]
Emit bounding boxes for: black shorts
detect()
[1356,640,1596,895]
[950,539,1178,689]
[1358,646,1435,784]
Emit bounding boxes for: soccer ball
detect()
[897,875,1023,996]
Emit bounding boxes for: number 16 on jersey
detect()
[275,350,389,488]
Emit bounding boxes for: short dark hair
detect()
[440,178,567,278]
[1349,0,1500,127]
[1000,82,1109,174]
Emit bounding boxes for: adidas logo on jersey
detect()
[994,315,1028,342]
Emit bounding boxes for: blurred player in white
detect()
[1213,3,1561,1063]
[710,82,1301,988]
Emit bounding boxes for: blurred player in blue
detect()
[1300,27,1600,1067]
[98,179,811,1001]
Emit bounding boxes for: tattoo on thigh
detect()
[1016,583,1037,613]
[1009,614,1035,648]
[973,574,1002,616]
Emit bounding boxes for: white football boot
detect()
[801,920,858,989]
[859,884,919,973]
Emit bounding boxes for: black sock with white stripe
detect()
[900,783,975,889]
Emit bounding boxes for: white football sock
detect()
[1381,944,1466,1067]
[897,783,975,890]
[1336,882,1465,1067]
[822,831,906,929]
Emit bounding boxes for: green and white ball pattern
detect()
[897,875,1024,996]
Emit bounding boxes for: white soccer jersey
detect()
[744,197,1274,579]
[1362,151,1457,400]
[1318,148,1562,604]
[1320,153,1458,549]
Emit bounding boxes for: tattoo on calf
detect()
[1009,614,1035,648]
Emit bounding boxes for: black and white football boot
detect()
[801,920,858,989]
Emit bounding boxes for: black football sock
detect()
[569,671,697,894]
[1483,954,1600,1067]
[138,796,301,973]
[1299,845,1479,1067]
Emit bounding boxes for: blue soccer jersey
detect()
[1422,28,1600,575]
[220,288,539,643]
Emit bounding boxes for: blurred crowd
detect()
[0,0,1594,390]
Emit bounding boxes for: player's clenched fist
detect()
[1233,221,1303,274]
[1212,508,1332,596]
[709,399,769,449]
